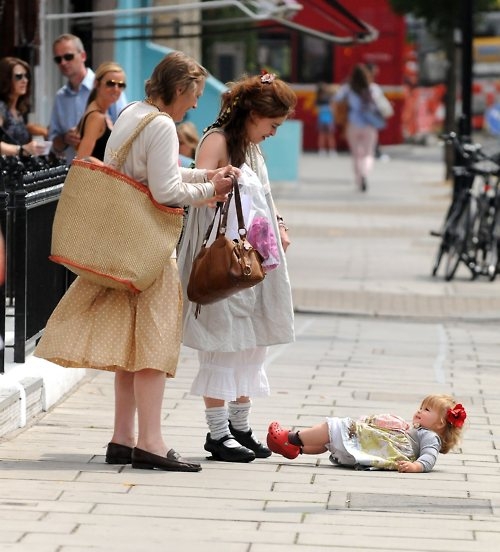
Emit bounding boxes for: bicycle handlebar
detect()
[441,131,500,173]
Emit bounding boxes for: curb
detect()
[0,362,88,439]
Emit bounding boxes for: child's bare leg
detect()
[296,422,329,455]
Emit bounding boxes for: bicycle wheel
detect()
[485,196,500,281]
[431,196,463,278]
[444,199,473,281]
[487,244,498,280]
[431,242,445,277]
[485,217,500,281]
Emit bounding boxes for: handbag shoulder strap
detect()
[112,111,171,170]
[201,202,225,247]
[199,175,244,247]
[220,177,247,238]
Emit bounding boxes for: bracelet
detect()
[277,216,289,231]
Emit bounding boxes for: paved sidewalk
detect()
[280,146,500,320]
[0,144,499,551]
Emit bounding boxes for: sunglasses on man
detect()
[53,53,76,64]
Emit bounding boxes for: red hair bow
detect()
[446,404,467,428]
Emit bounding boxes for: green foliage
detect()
[389,0,498,36]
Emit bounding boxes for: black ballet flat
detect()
[131,447,202,472]
[229,422,272,458]
[105,442,133,465]
[204,433,256,463]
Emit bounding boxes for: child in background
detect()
[267,394,466,473]
[315,82,336,156]
[177,121,199,167]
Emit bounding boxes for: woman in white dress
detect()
[177,72,297,462]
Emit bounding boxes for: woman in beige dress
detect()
[36,51,236,472]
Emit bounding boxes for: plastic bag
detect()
[209,163,279,271]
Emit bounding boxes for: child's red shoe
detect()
[267,421,301,459]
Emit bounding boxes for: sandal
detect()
[267,421,301,459]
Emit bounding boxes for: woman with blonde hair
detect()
[76,61,127,162]
[177,121,199,166]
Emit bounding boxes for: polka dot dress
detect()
[35,259,182,376]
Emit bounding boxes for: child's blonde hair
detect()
[420,394,466,454]
[177,121,199,158]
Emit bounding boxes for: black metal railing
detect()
[0,154,71,372]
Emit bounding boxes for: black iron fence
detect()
[0,155,71,373]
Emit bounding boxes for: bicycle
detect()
[467,169,500,280]
[431,132,500,281]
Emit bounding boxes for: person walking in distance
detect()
[333,63,386,192]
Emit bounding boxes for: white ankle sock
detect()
[228,401,251,433]
[205,406,230,441]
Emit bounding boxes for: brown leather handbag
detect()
[187,177,265,310]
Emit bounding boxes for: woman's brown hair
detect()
[349,63,371,101]
[0,56,31,116]
[145,51,208,106]
[206,73,297,167]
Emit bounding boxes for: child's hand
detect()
[397,460,423,473]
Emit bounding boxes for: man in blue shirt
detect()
[49,34,128,164]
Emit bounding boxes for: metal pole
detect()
[459,0,473,137]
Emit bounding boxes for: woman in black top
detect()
[76,61,126,162]
[0,56,46,156]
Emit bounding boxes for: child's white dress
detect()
[326,414,441,471]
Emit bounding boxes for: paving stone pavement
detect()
[1,144,500,551]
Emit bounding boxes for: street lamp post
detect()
[459,0,473,138]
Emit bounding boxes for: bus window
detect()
[298,34,333,83]
[258,33,292,80]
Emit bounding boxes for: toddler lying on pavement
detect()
[267,394,466,472]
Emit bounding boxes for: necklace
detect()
[144,97,161,111]
[248,143,261,173]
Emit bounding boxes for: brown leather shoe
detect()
[105,442,133,465]
[131,447,202,472]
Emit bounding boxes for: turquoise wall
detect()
[261,120,302,182]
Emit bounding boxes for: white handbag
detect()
[372,89,394,119]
